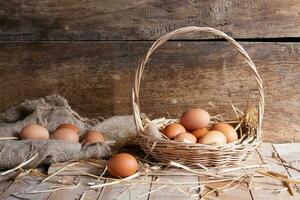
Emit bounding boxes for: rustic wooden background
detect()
[0,1,299,142]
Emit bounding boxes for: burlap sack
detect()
[0,94,137,170]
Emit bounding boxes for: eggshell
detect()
[191,128,208,139]
[174,132,197,143]
[82,130,104,145]
[20,124,49,140]
[180,108,210,130]
[162,123,186,139]
[56,123,80,133]
[51,128,79,143]
[211,123,238,143]
[197,131,227,145]
[107,153,139,178]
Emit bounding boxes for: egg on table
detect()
[198,131,227,145]
[107,153,139,178]
[51,127,79,143]
[180,108,210,130]
[20,124,49,140]
[82,130,105,145]
[162,123,186,139]
[210,123,238,143]
[174,132,197,143]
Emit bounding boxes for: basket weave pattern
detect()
[132,26,265,167]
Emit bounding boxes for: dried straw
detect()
[42,162,78,182]
[90,172,141,189]
[0,153,38,176]
[115,184,136,200]
[268,171,295,195]
[200,175,244,200]
[24,182,80,194]
[169,161,219,177]
[257,170,300,184]
[137,184,167,199]
[217,164,268,174]
[0,136,19,140]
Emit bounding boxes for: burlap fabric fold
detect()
[0,94,137,170]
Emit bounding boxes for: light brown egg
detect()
[162,123,186,139]
[211,123,238,143]
[56,123,80,133]
[20,124,49,140]
[180,108,210,130]
[174,132,197,143]
[191,128,208,139]
[82,130,104,145]
[107,153,139,178]
[51,128,79,143]
[198,131,227,145]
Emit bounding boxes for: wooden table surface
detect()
[0,143,299,200]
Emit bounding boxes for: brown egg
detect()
[51,128,79,143]
[174,132,197,143]
[162,123,186,139]
[56,123,80,133]
[107,153,139,178]
[198,131,227,145]
[180,108,210,130]
[191,128,208,139]
[211,123,238,143]
[82,130,104,145]
[20,124,49,140]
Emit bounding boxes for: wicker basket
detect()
[132,26,265,168]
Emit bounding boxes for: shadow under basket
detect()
[132,26,265,168]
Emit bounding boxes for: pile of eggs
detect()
[162,108,238,145]
[19,123,139,178]
[19,123,104,145]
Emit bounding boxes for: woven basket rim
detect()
[137,118,262,150]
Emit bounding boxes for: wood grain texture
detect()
[0,41,299,142]
[0,180,13,196]
[1,0,300,40]
[0,176,52,200]
[148,175,199,200]
[47,176,101,200]
[99,176,151,200]
[252,143,300,199]
[273,143,300,193]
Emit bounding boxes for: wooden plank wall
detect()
[0,1,299,142]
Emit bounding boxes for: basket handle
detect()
[132,26,265,138]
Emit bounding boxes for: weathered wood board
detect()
[47,176,101,200]
[148,175,199,200]
[0,0,300,40]
[1,143,299,199]
[99,176,152,200]
[251,143,300,199]
[0,41,299,142]
[273,143,300,193]
[0,176,52,200]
